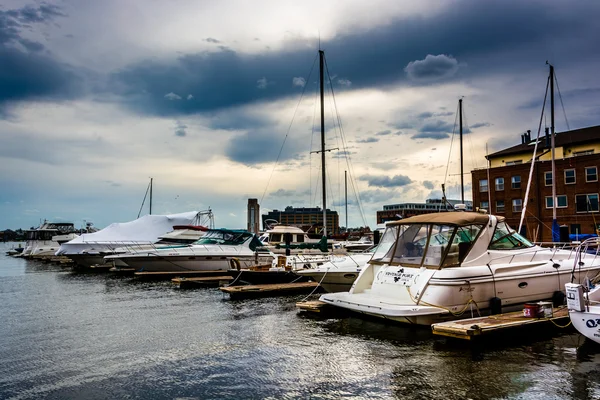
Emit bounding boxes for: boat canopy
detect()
[193,229,263,251]
[373,212,532,269]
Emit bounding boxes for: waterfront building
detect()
[376,198,473,224]
[471,125,600,242]
[262,206,340,235]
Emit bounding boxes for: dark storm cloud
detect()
[204,38,221,44]
[0,4,83,108]
[357,137,379,143]
[405,54,460,81]
[423,180,435,190]
[106,0,600,117]
[359,174,412,188]
[375,130,391,136]
[412,132,449,140]
[224,129,304,165]
[419,120,454,134]
[174,121,187,137]
[470,122,491,129]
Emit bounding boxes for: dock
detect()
[219,282,322,299]
[431,306,570,340]
[296,300,329,313]
[172,275,233,289]
[133,270,231,281]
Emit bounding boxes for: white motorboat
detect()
[258,224,331,254]
[56,211,205,268]
[296,250,375,292]
[340,235,375,252]
[105,228,273,272]
[21,222,77,260]
[320,211,600,325]
[566,257,600,344]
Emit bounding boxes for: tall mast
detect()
[550,65,556,223]
[149,177,153,215]
[459,98,464,204]
[319,50,327,237]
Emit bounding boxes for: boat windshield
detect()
[194,230,252,246]
[371,226,398,263]
[372,223,484,268]
[489,221,534,250]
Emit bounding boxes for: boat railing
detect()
[486,244,587,265]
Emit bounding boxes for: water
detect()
[1,242,599,400]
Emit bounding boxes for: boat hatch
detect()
[371,223,483,269]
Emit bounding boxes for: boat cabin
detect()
[370,212,534,269]
[193,229,264,251]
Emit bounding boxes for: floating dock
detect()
[220,282,322,299]
[134,270,231,281]
[431,306,570,340]
[172,275,233,289]
[296,300,329,312]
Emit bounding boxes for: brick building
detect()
[377,199,473,224]
[262,206,340,235]
[471,125,600,242]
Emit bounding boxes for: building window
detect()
[575,194,600,213]
[479,179,488,192]
[586,166,598,182]
[544,172,553,186]
[496,200,505,213]
[512,199,522,213]
[495,177,504,191]
[571,224,582,235]
[506,160,523,166]
[545,195,568,208]
[511,176,521,189]
[574,149,594,156]
[565,169,576,185]
[480,201,489,211]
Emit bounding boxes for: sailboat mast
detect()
[459,99,464,204]
[549,65,557,223]
[149,177,153,215]
[319,50,327,237]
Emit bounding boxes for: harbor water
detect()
[1,242,599,400]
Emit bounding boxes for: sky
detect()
[1,0,599,231]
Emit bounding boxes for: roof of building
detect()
[487,125,600,159]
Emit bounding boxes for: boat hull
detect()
[569,307,600,344]
[116,254,273,273]
[295,270,360,293]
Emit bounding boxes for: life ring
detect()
[229,257,241,271]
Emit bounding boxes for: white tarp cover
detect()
[56,211,200,255]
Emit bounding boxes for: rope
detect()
[404,285,482,317]
[299,268,330,301]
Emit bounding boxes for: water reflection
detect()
[2,241,600,400]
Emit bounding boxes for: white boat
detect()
[21,222,77,260]
[566,257,600,344]
[296,250,374,292]
[258,224,331,254]
[105,228,273,272]
[56,211,204,268]
[340,235,375,252]
[320,211,600,325]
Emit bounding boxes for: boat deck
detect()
[133,270,230,281]
[431,306,570,340]
[172,275,233,288]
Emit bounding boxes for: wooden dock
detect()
[134,270,231,281]
[219,282,322,299]
[296,300,329,312]
[172,275,233,289]
[431,306,570,340]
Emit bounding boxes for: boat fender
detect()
[230,258,241,271]
[552,290,565,307]
[490,297,502,315]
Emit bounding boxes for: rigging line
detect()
[443,101,460,193]
[518,74,550,233]
[323,56,368,226]
[260,53,319,205]
[553,71,571,131]
[137,181,151,218]
[310,70,321,208]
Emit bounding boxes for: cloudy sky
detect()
[1,0,599,231]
